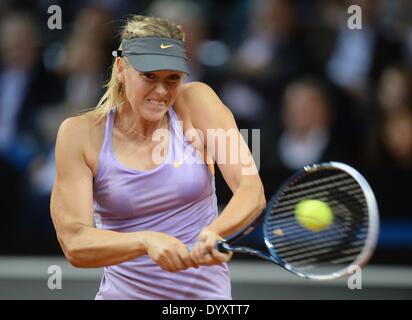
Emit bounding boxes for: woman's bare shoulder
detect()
[175,81,232,130]
[56,112,105,173]
[58,113,104,145]
[177,81,212,103]
[174,82,214,118]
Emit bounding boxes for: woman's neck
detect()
[116,105,168,141]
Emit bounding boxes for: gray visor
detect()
[114,37,190,75]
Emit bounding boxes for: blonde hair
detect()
[86,15,185,122]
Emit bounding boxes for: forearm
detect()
[206,184,266,238]
[62,227,152,268]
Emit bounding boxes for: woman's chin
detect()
[143,108,167,122]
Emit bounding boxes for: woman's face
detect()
[383,111,412,163]
[117,58,184,121]
[283,86,330,134]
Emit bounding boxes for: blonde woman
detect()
[50,15,265,299]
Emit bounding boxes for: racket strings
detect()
[269,211,366,263]
[272,187,365,215]
[276,173,351,199]
[271,175,361,211]
[269,229,364,265]
[265,168,370,275]
[272,224,366,266]
[269,192,367,227]
[268,189,368,238]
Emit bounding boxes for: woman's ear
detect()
[116,57,125,83]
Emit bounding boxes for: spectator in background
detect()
[326,0,403,104]
[219,0,316,134]
[361,64,412,220]
[363,106,412,220]
[57,31,106,112]
[277,77,343,169]
[365,64,412,160]
[261,77,352,196]
[377,64,412,114]
[382,108,412,169]
[28,31,108,194]
[232,0,305,79]
[0,13,63,252]
[376,64,412,167]
[70,5,116,54]
[0,13,63,169]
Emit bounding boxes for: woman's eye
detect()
[169,75,181,82]
[143,73,155,80]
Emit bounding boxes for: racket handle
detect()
[216,240,230,253]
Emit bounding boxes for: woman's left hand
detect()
[190,229,233,266]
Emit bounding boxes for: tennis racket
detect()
[217,162,379,280]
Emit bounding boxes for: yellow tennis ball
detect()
[295,199,333,232]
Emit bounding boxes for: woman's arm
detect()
[50,116,196,271]
[175,82,266,262]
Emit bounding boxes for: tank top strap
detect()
[167,106,182,137]
[168,106,215,175]
[101,107,116,155]
[94,107,116,180]
[168,106,197,150]
[167,104,178,121]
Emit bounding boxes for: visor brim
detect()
[126,54,190,75]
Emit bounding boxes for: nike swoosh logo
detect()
[173,160,183,168]
[160,43,174,49]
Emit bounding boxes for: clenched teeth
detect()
[148,99,166,106]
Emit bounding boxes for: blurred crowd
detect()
[0,0,411,260]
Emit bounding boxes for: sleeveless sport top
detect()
[93,107,231,299]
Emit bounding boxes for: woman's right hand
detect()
[143,231,199,272]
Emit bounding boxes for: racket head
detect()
[263,161,379,280]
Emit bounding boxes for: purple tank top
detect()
[93,107,231,300]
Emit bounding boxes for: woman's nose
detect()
[154,83,167,95]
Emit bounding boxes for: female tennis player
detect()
[50,15,266,300]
